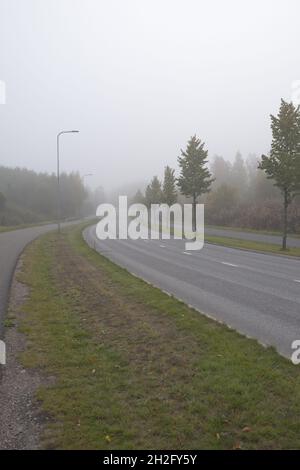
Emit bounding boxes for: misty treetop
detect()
[162,166,177,206]
[131,189,146,206]
[145,176,163,207]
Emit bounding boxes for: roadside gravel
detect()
[0,258,46,450]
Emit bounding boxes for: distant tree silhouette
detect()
[145,176,163,207]
[131,189,145,205]
[162,166,177,205]
[0,166,87,226]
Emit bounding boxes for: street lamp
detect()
[57,130,79,233]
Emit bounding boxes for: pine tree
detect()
[145,176,163,207]
[258,100,300,250]
[177,135,214,229]
[131,189,145,205]
[162,166,177,205]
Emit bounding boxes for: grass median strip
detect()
[12,224,300,449]
[206,235,300,257]
[206,224,300,239]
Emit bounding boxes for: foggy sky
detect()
[0,0,300,190]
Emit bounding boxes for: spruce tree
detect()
[177,135,214,229]
[162,166,177,205]
[259,100,300,250]
[145,176,163,207]
[131,189,145,205]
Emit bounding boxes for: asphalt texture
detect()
[84,225,300,358]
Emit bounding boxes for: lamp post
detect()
[57,130,79,233]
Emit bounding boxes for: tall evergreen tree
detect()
[162,166,177,205]
[145,176,163,207]
[131,189,145,205]
[177,135,214,229]
[258,100,300,249]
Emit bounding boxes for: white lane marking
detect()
[295,280,300,283]
[221,262,239,267]
[183,251,192,256]
[160,245,166,248]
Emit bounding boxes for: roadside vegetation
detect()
[8,223,300,450]
[206,224,300,239]
[205,235,300,257]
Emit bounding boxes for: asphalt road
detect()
[0,221,84,334]
[205,226,300,248]
[84,225,300,358]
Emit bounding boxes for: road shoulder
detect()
[0,258,47,450]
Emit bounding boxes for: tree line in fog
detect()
[1,100,299,245]
[131,100,300,241]
[0,167,104,226]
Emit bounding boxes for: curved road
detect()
[84,225,300,358]
[0,221,83,335]
[1,222,299,357]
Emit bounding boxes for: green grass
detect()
[206,235,300,257]
[206,224,300,238]
[13,223,300,449]
[3,317,15,328]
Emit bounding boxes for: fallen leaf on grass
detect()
[242,426,251,433]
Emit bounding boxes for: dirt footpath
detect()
[0,259,44,450]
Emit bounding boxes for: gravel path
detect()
[0,259,46,450]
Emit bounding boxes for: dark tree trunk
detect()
[192,194,197,232]
[282,191,288,250]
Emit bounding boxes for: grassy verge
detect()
[206,224,300,239]
[12,223,300,449]
[206,235,300,257]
